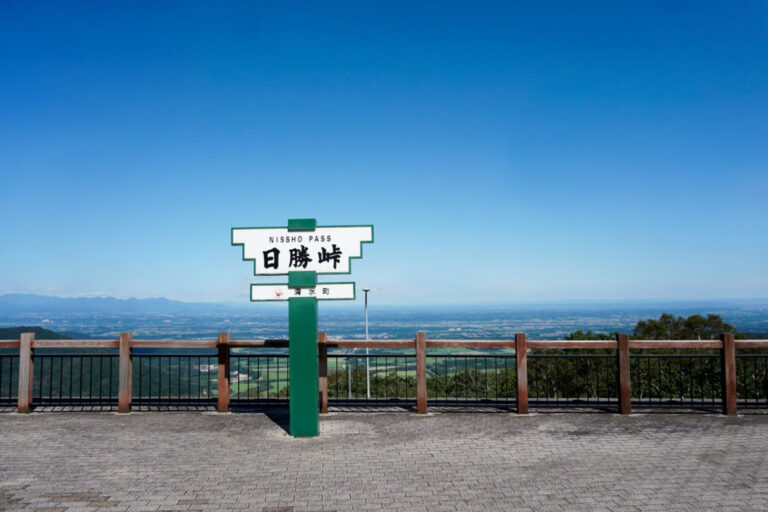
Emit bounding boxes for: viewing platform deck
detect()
[1,410,766,511]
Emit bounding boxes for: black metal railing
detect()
[630,353,721,408]
[736,353,768,408]
[0,355,18,406]
[528,353,618,408]
[230,353,289,405]
[328,353,416,405]
[33,354,119,407]
[426,354,516,407]
[132,354,218,409]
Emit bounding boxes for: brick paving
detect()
[1,409,767,511]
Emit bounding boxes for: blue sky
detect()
[1,2,767,305]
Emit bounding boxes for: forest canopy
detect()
[566,313,743,340]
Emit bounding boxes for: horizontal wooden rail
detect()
[3,337,766,351]
[528,340,617,349]
[426,340,515,348]
[130,340,218,348]
[32,339,119,348]
[228,339,289,348]
[735,340,768,349]
[324,340,416,349]
[630,340,722,349]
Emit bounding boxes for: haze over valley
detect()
[2,294,766,340]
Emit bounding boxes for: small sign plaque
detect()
[251,283,355,301]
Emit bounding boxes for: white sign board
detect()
[232,225,373,275]
[251,283,355,301]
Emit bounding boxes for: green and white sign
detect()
[232,222,373,275]
[231,218,373,437]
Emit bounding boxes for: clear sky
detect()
[1,2,767,305]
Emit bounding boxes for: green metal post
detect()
[288,295,319,436]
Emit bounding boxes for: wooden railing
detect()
[1,332,767,415]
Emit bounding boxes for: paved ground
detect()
[1,409,767,512]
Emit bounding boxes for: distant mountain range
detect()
[0,293,249,315]
[2,292,767,322]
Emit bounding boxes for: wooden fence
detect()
[1,332,767,415]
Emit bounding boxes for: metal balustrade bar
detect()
[0,355,18,406]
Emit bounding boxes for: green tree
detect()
[565,329,616,340]
[633,313,742,340]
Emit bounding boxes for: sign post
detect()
[232,219,373,436]
[288,293,318,435]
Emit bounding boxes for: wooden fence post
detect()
[17,332,34,413]
[118,332,133,412]
[416,332,427,413]
[318,332,328,414]
[515,333,528,414]
[217,333,230,412]
[720,332,737,416]
[617,333,631,415]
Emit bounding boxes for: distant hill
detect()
[0,293,248,315]
[0,326,71,340]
